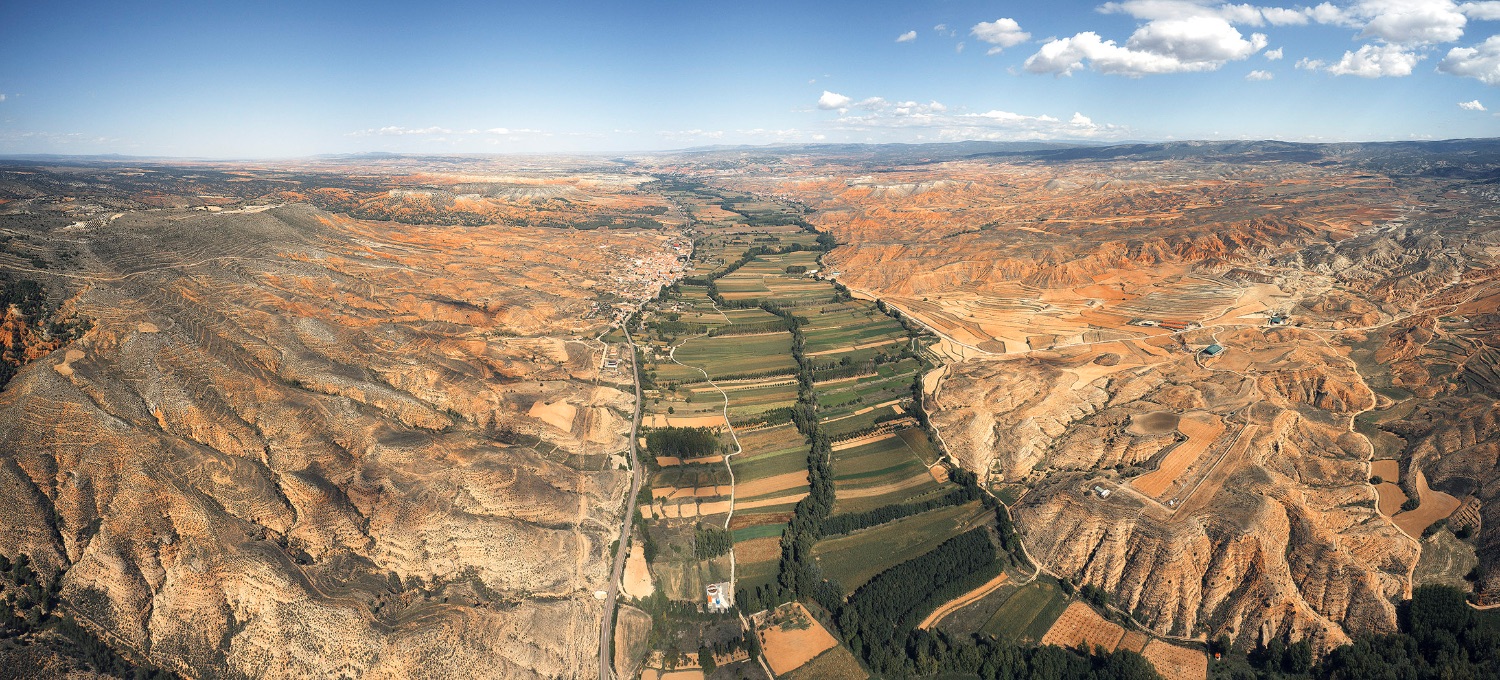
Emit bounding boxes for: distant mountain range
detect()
[6,139,1500,179]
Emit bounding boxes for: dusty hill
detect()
[0,192,676,677]
[672,146,1500,653]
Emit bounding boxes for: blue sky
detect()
[1,0,1497,156]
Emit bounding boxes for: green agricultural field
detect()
[828,435,942,513]
[813,359,920,386]
[816,343,908,367]
[832,433,926,477]
[832,455,925,486]
[647,398,722,423]
[802,307,909,354]
[898,428,943,465]
[652,464,733,491]
[934,579,1022,638]
[816,389,866,410]
[735,422,805,450]
[811,501,989,593]
[731,523,785,541]
[736,480,811,505]
[672,333,798,378]
[804,327,909,356]
[822,407,899,439]
[716,257,830,303]
[732,566,780,595]
[814,376,909,407]
[982,579,1070,644]
[833,485,948,516]
[719,307,785,324]
[704,380,799,419]
[716,277,770,295]
[650,357,714,384]
[730,440,811,483]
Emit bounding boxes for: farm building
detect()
[1200,344,1225,357]
[706,582,734,612]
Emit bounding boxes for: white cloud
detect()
[349,126,451,136]
[896,30,917,43]
[1363,0,1467,44]
[1262,7,1311,24]
[733,128,805,141]
[1439,35,1500,83]
[656,129,725,140]
[1247,69,1276,79]
[1127,16,1267,61]
[1023,15,1265,77]
[1265,46,1284,59]
[831,96,948,116]
[1099,1,1309,26]
[1461,2,1500,20]
[1025,32,1203,75]
[1326,43,1424,76]
[817,90,853,111]
[957,41,966,53]
[1459,99,1488,109]
[1311,0,1467,45]
[1219,3,1269,24]
[1309,2,1358,26]
[0,94,6,102]
[347,126,541,138]
[971,18,1032,54]
[934,23,948,31]
[894,100,947,115]
[1296,57,1326,69]
[814,92,1121,141]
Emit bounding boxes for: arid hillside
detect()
[0,162,680,678]
[667,142,1500,653]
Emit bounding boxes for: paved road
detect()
[600,328,644,680]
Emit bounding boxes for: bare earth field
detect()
[1141,640,1209,680]
[1040,601,1125,652]
[758,602,839,675]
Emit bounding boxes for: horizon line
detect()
[3,136,1498,164]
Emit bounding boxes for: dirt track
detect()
[917,572,1009,630]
